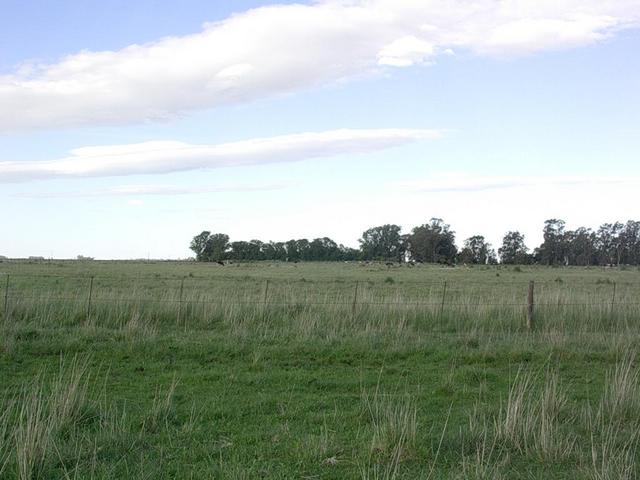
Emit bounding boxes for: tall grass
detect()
[461,357,640,478]
[143,376,178,432]
[6,356,90,480]
[601,352,640,421]
[2,267,640,477]
[491,369,574,459]
[3,275,640,341]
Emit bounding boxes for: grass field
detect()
[1,260,640,478]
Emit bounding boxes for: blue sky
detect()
[1,0,639,259]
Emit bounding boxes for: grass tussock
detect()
[4,356,91,480]
[601,352,640,421]
[492,368,574,459]
[142,376,179,432]
[586,415,639,480]
[456,431,505,480]
[361,389,417,459]
[359,384,418,480]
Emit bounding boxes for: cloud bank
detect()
[15,182,290,198]
[2,0,638,131]
[396,174,640,193]
[0,128,439,182]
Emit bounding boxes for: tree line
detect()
[190,218,640,266]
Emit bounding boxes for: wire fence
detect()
[1,272,636,319]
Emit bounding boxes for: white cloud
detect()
[16,182,290,197]
[377,36,434,67]
[395,174,640,193]
[0,128,440,182]
[1,0,638,131]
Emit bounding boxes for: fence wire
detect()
[0,273,635,312]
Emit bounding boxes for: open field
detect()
[2,260,640,478]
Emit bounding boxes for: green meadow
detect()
[1,260,640,479]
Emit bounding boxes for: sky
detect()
[1,0,639,259]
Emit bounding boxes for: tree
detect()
[564,227,596,266]
[620,221,640,265]
[407,218,457,264]
[271,242,288,261]
[228,241,251,260]
[190,231,211,261]
[189,232,229,262]
[309,237,339,261]
[537,219,567,265]
[189,218,640,265]
[285,239,299,262]
[458,235,496,264]
[359,224,404,261]
[296,239,311,261]
[208,234,230,261]
[337,245,360,261]
[261,241,277,261]
[498,231,530,264]
[595,222,625,266]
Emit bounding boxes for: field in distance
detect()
[1,260,640,479]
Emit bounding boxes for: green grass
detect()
[1,260,640,478]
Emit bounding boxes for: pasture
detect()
[1,260,640,479]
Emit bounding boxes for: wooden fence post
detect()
[86,276,94,321]
[177,277,185,325]
[352,282,359,319]
[527,280,535,331]
[610,281,617,314]
[3,274,9,320]
[263,279,270,308]
[439,281,448,321]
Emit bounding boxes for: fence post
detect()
[527,280,535,331]
[177,277,185,325]
[86,276,94,321]
[262,279,270,308]
[3,274,9,320]
[439,281,447,322]
[352,282,359,319]
[610,281,617,314]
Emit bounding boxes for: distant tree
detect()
[208,234,230,261]
[308,237,339,261]
[271,242,288,261]
[190,231,211,261]
[260,241,276,261]
[595,222,625,265]
[189,218,640,265]
[564,227,596,266]
[246,240,263,260]
[407,218,457,264]
[189,231,229,262]
[458,235,495,264]
[285,239,299,262]
[228,241,251,260]
[260,241,288,261]
[537,219,567,265]
[359,224,404,261]
[620,220,640,265]
[498,231,530,264]
[338,245,361,261]
[296,239,311,261]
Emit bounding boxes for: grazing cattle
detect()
[216,261,224,266]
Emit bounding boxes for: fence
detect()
[1,273,638,333]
